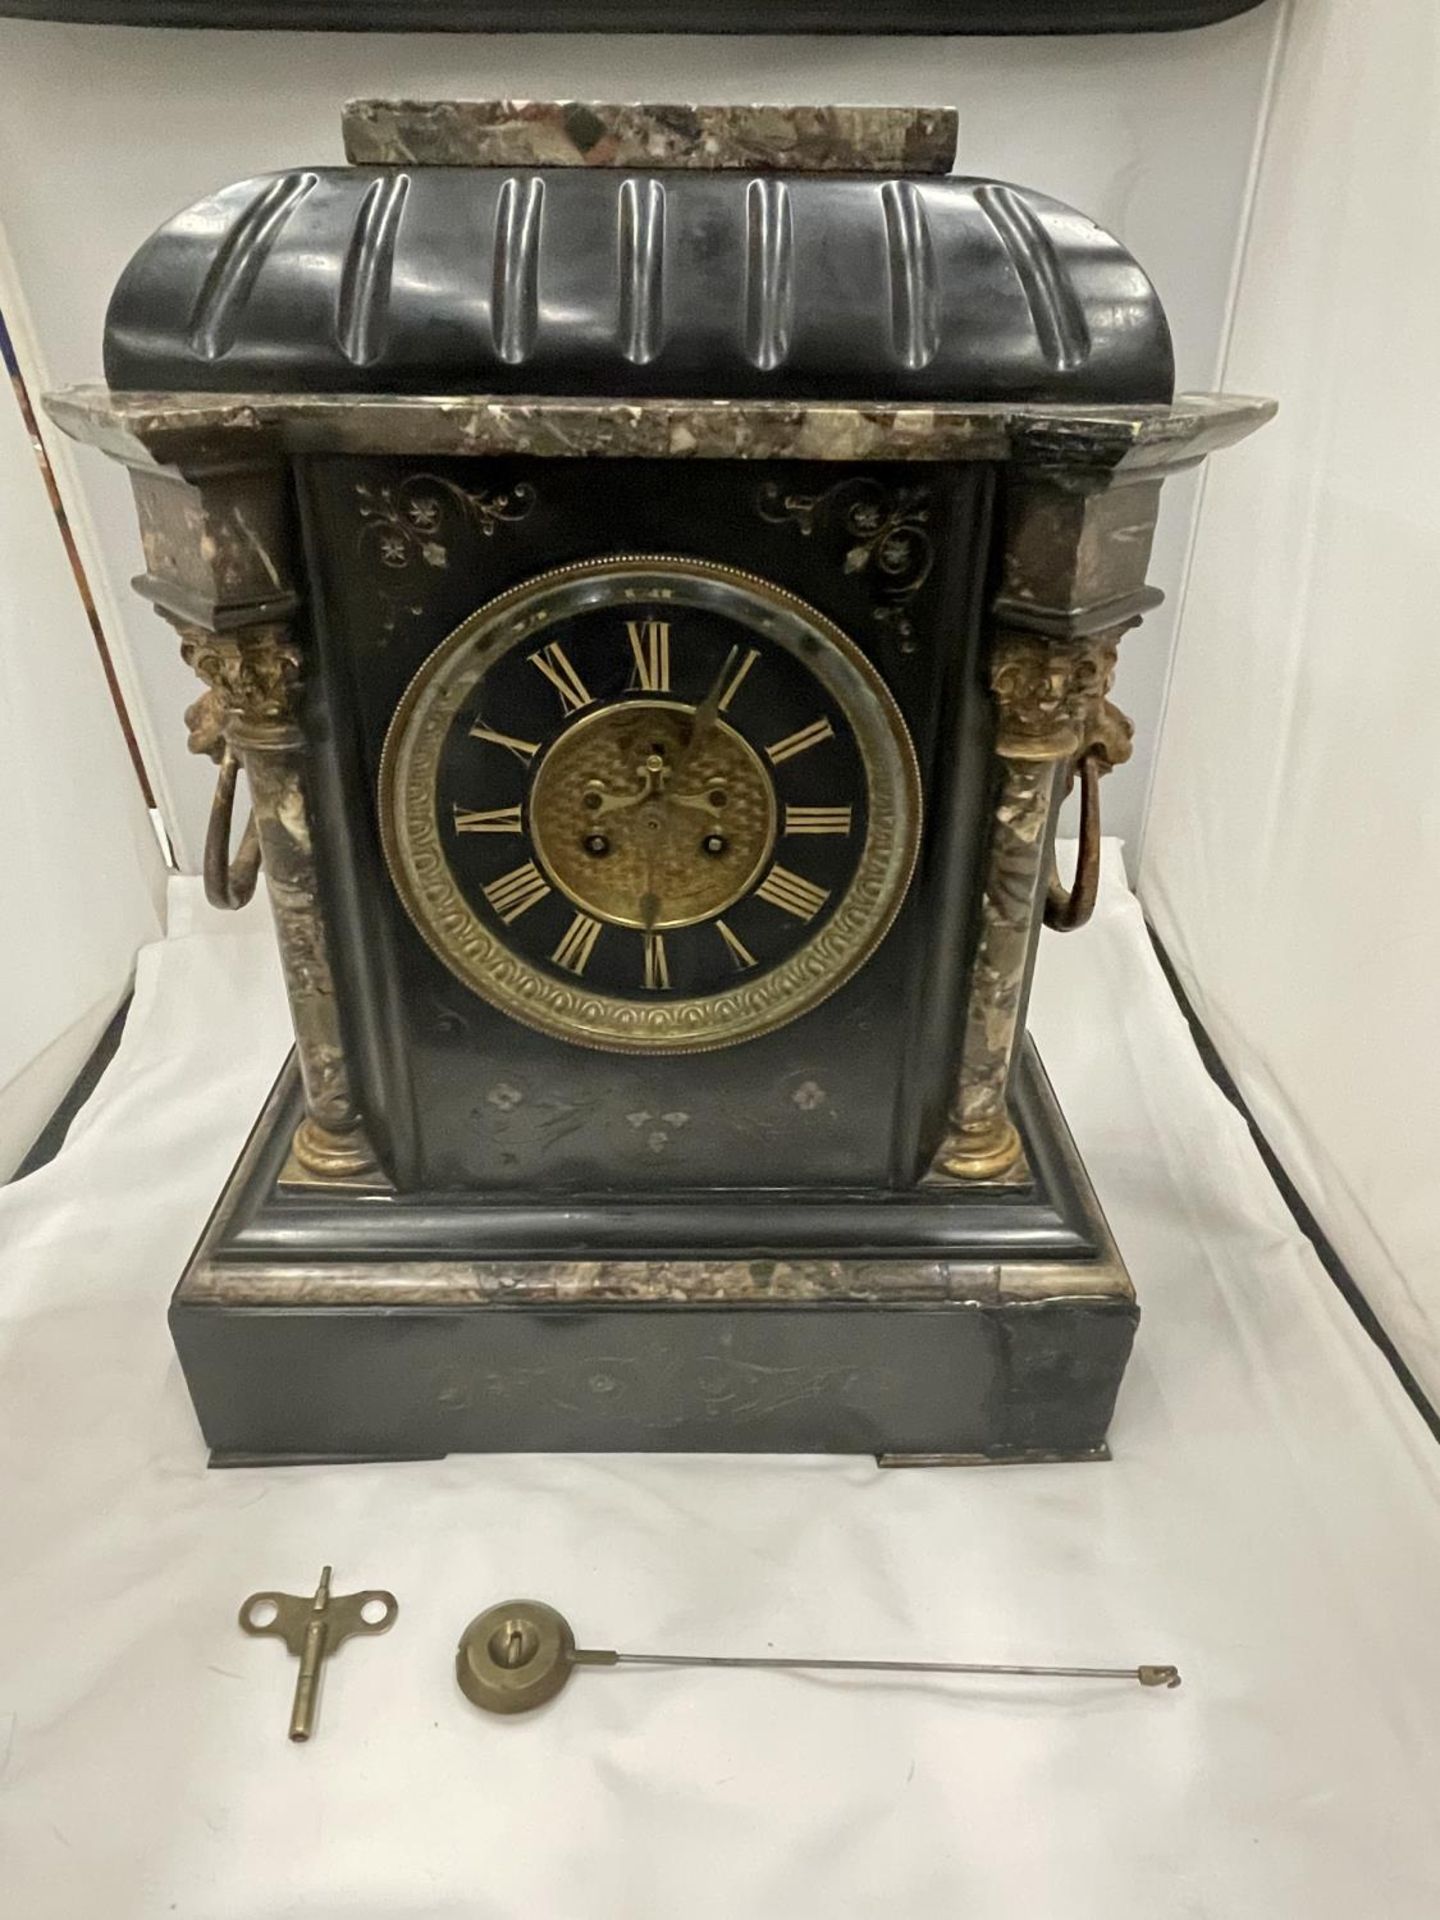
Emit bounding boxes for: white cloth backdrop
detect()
[1139,0,1440,1407]
[0,361,165,1177]
[3,852,1439,1918]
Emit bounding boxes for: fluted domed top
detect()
[104,165,1174,405]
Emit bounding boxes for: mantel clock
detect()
[48,100,1273,1464]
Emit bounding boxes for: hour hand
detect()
[665,787,722,815]
[585,758,663,816]
[586,782,649,818]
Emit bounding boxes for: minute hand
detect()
[671,646,741,782]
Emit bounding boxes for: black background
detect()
[7,2,1267,32]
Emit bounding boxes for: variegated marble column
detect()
[934,625,1133,1181]
[174,619,377,1178]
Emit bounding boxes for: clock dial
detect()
[379,556,921,1053]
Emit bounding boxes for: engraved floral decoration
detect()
[756,476,935,648]
[627,1109,692,1154]
[442,1350,892,1427]
[429,997,472,1043]
[356,472,537,637]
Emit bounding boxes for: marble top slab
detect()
[45,386,1276,476]
[341,100,959,173]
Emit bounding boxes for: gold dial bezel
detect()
[378,554,922,1055]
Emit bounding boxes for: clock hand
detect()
[588,782,651,819]
[638,809,662,932]
[650,648,743,846]
[587,756,667,818]
[663,788,723,816]
[670,645,740,782]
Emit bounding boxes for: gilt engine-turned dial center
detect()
[378,555,922,1053]
[527,699,777,931]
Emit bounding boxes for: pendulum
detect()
[455,1598,1181,1717]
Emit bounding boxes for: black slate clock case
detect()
[95,159,1174,1210]
[298,452,993,1194]
[56,131,1276,1465]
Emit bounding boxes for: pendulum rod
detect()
[589,1649,1179,1686]
[456,1599,1180,1716]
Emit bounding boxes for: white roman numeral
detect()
[453,804,523,834]
[551,912,604,975]
[714,919,757,970]
[783,805,852,836]
[755,865,830,921]
[717,647,759,713]
[482,861,551,923]
[530,642,594,716]
[469,722,540,764]
[765,717,834,765]
[643,931,670,990]
[626,619,671,693]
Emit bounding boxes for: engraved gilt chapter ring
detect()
[378,555,922,1053]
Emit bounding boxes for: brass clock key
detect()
[455,1599,1181,1717]
[239,1566,398,1741]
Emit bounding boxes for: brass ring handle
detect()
[1045,748,1103,933]
[204,744,262,911]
